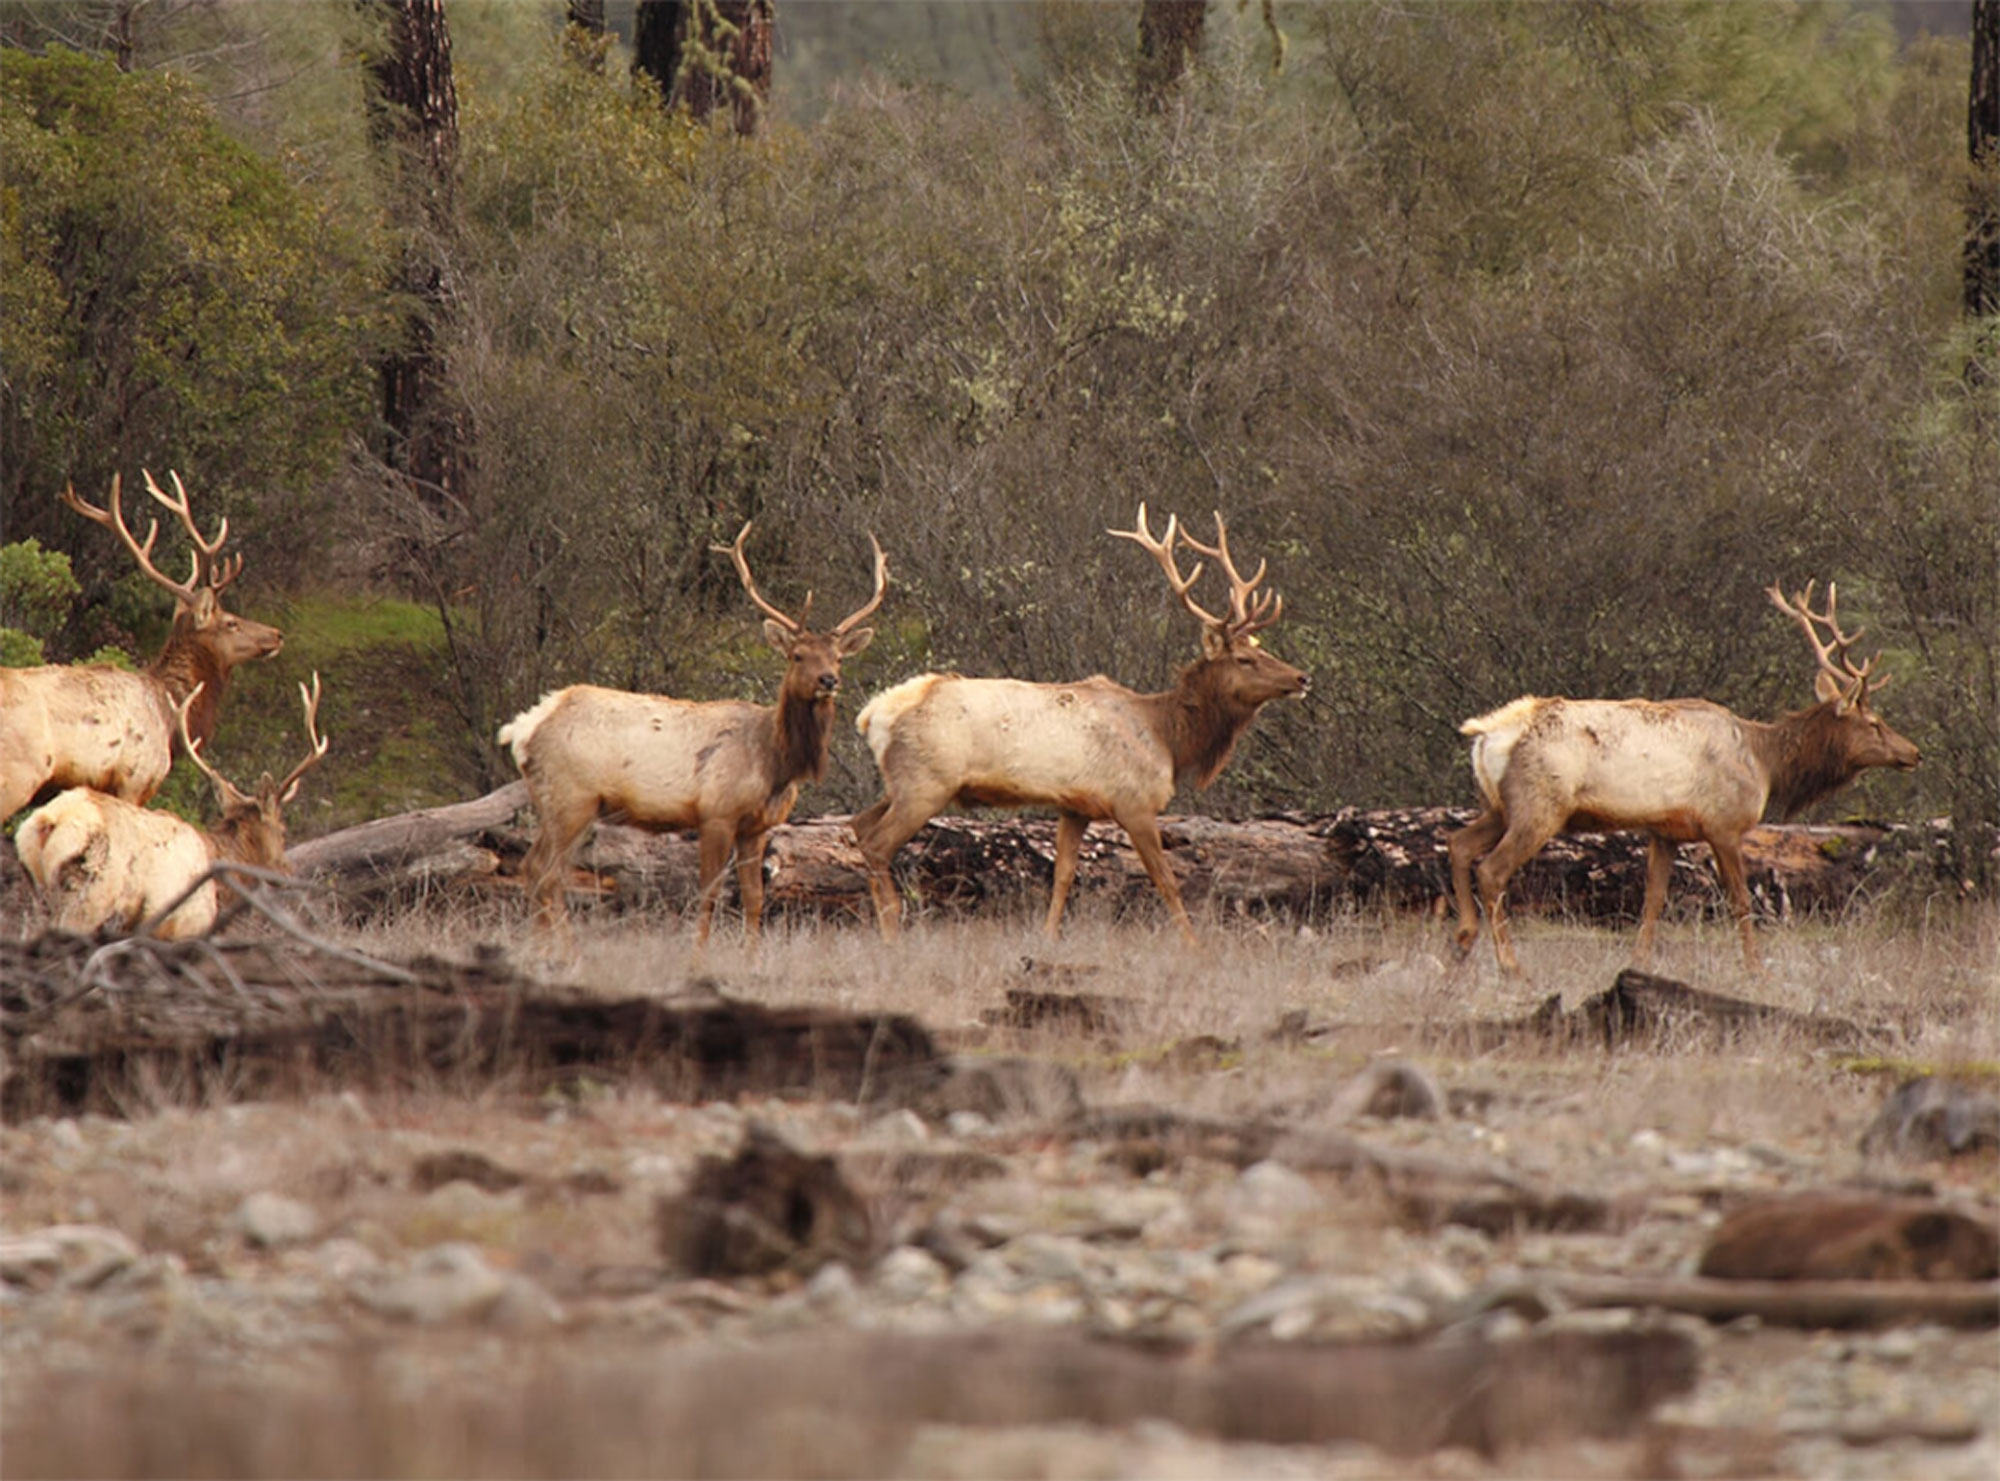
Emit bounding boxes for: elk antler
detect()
[1109,503,1228,630]
[1177,510,1283,638]
[832,532,889,636]
[61,469,241,605]
[173,682,253,809]
[174,671,328,809]
[712,523,888,636]
[714,521,807,635]
[274,672,330,802]
[1767,579,1887,704]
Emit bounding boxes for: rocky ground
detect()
[3,906,1996,1478]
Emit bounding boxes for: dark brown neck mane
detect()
[772,689,837,793]
[1750,701,1867,822]
[1158,658,1264,793]
[147,614,229,748]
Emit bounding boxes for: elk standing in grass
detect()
[17,675,329,940]
[499,523,886,944]
[0,471,284,821]
[1447,581,1920,977]
[851,506,1309,945]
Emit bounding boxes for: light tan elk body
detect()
[1448,582,1920,976]
[852,507,1309,945]
[17,675,329,940]
[0,472,284,821]
[500,524,885,943]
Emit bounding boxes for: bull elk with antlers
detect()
[499,523,886,943]
[16,674,329,940]
[0,471,284,821]
[1448,581,1920,977]
[851,506,1309,945]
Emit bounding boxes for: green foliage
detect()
[0,45,384,593]
[0,537,79,662]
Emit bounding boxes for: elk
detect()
[16,674,329,940]
[498,523,886,943]
[851,506,1309,945]
[0,471,285,821]
[1447,581,1921,977]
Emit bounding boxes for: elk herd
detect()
[3,475,1923,979]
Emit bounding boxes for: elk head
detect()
[711,521,886,706]
[1767,580,1920,775]
[1111,504,1310,708]
[61,470,285,672]
[175,672,330,867]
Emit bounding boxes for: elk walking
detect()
[0,471,284,821]
[17,674,329,940]
[1447,581,1920,977]
[851,506,1309,945]
[499,523,886,944]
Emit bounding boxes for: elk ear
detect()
[763,619,797,654]
[1814,670,1848,708]
[836,626,875,657]
[1200,627,1229,660]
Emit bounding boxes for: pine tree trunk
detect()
[634,0,774,137]
[1969,0,1999,324]
[1136,0,1207,111]
[368,0,464,508]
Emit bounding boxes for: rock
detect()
[656,1121,878,1278]
[353,1242,510,1324]
[1224,1160,1324,1232]
[873,1245,951,1304]
[1860,1077,2000,1162]
[1327,1059,1446,1122]
[1219,1273,1431,1343]
[0,1224,138,1290]
[234,1193,322,1250]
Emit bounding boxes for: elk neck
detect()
[1158,658,1264,792]
[1745,700,1871,822]
[772,687,837,791]
[149,614,229,746]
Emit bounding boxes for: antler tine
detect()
[711,520,805,634]
[173,682,253,808]
[1108,502,1226,629]
[276,671,330,802]
[832,533,889,636]
[61,473,201,606]
[1178,510,1276,633]
[1767,578,1882,699]
[143,469,241,594]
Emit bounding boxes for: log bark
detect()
[280,787,1921,932]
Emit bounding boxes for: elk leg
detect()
[1475,816,1561,977]
[1045,811,1088,938]
[736,828,770,943]
[693,820,737,948]
[853,793,945,943]
[1633,834,1677,965]
[520,794,595,932]
[1708,834,1765,976]
[1118,810,1198,946]
[1446,809,1507,957]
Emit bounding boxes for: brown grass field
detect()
[3,891,1997,1479]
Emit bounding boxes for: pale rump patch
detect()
[855,674,947,762]
[497,690,569,762]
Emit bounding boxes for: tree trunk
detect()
[634,0,774,137]
[367,0,464,509]
[565,0,608,70]
[1136,0,1207,111]
[1969,0,1999,325]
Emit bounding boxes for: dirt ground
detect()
[3,895,1996,1479]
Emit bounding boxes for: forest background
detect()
[1,0,1994,889]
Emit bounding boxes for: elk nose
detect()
[818,673,841,695]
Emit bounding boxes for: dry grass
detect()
[4,895,1996,1479]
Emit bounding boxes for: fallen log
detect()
[0,931,942,1122]
[266,784,1919,931]
[1521,1274,2000,1330]
[1,1325,1701,1472]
